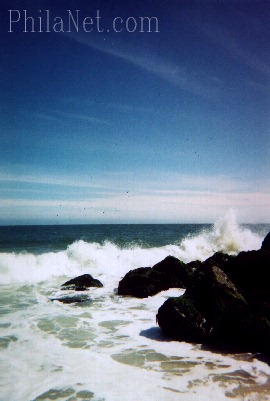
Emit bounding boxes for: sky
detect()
[1,0,270,224]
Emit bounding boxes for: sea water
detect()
[0,211,270,401]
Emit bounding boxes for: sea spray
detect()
[0,211,264,286]
[177,209,262,262]
[1,213,270,401]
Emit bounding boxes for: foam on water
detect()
[1,283,270,401]
[0,211,269,401]
[0,210,263,286]
[176,209,262,262]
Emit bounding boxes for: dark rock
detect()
[202,252,234,269]
[157,249,270,354]
[222,250,270,314]
[61,274,103,291]
[157,265,246,342]
[51,295,91,304]
[186,265,247,322]
[157,295,211,342]
[211,312,270,354]
[152,255,194,288]
[261,232,270,251]
[186,260,202,270]
[118,267,165,298]
[117,256,195,298]
[178,254,232,295]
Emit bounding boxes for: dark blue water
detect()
[0,224,210,254]
[0,223,269,255]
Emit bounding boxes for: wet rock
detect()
[51,294,92,304]
[186,265,247,321]
[202,252,234,269]
[157,265,246,342]
[211,311,270,353]
[222,250,270,314]
[61,274,103,291]
[152,255,194,288]
[157,295,211,343]
[118,267,165,298]
[186,260,202,270]
[157,249,270,354]
[261,231,270,251]
[118,256,195,298]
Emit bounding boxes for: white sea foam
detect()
[0,212,269,401]
[1,283,270,401]
[175,209,262,262]
[0,210,263,286]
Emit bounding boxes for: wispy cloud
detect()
[1,171,270,223]
[191,19,270,78]
[54,111,111,125]
[22,110,64,124]
[1,171,269,194]
[23,109,110,126]
[0,172,117,191]
[1,189,270,223]
[67,33,222,100]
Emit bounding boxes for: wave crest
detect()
[178,210,262,262]
[0,211,263,285]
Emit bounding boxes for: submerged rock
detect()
[61,274,103,291]
[118,256,195,298]
[51,295,92,304]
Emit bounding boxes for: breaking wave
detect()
[0,210,263,285]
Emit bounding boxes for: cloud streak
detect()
[1,190,270,223]
[54,111,111,125]
[23,110,110,126]
[191,19,270,78]
[1,171,269,194]
[1,171,270,223]
[67,33,222,100]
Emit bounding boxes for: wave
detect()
[176,209,262,262]
[0,211,263,285]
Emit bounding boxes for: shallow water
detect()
[1,212,270,401]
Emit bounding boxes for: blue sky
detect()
[1,0,270,224]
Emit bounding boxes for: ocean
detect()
[1,212,270,401]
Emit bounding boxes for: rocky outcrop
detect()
[118,267,165,298]
[186,265,247,321]
[118,256,195,298]
[222,250,270,313]
[157,237,270,354]
[152,256,194,288]
[61,274,103,291]
[202,252,234,269]
[157,295,211,343]
[261,231,270,251]
[157,265,247,343]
